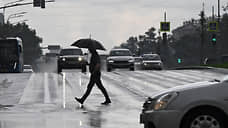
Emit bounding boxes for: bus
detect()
[0,37,24,73]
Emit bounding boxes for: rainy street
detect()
[0,69,227,128]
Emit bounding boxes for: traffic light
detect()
[177,58,182,64]
[33,0,41,7]
[41,0,45,8]
[211,33,216,45]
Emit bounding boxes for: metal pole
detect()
[218,0,220,21]
[164,12,166,22]
[200,3,205,65]
[212,6,215,20]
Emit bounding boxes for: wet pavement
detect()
[0,69,226,128]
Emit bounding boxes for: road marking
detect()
[62,72,66,109]
[44,73,51,104]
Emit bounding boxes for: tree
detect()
[0,22,42,64]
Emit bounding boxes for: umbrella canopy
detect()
[71,38,106,50]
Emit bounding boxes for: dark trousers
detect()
[81,71,111,102]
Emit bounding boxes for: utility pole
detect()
[162,12,167,45]
[217,0,221,62]
[199,3,206,65]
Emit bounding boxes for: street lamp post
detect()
[7,12,27,23]
[12,19,28,25]
[2,0,25,23]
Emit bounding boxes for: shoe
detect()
[75,97,83,104]
[101,100,111,105]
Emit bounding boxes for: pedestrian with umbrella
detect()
[72,38,111,105]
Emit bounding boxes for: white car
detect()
[140,76,228,128]
[106,49,135,72]
[141,54,163,70]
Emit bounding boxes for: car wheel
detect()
[57,66,62,73]
[181,109,226,128]
[81,65,86,73]
[107,67,112,72]
[130,67,135,71]
[144,122,155,128]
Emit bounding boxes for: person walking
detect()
[75,45,111,105]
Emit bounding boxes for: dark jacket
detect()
[89,51,101,73]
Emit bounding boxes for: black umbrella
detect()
[71,38,106,50]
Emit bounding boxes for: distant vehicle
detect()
[141,54,163,70]
[134,56,143,65]
[140,76,228,128]
[106,49,134,72]
[57,48,87,73]
[45,53,58,63]
[0,37,24,73]
[23,65,33,73]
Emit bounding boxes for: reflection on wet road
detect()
[0,69,227,128]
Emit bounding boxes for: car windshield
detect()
[142,55,161,60]
[60,49,82,55]
[110,50,132,56]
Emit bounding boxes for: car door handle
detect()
[224,98,228,101]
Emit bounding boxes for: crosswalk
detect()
[0,69,227,128]
[101,69,226,99]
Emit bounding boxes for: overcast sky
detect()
[1,0,227,51]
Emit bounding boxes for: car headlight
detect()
[78,57,82,61]
[154,92,178,111]
[128,59,134,63]
[62,58,66,61]
[108,60,114,63]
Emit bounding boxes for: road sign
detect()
[208,22,218,32]
[160,22,170,32]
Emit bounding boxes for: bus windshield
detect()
[0,39,18,57]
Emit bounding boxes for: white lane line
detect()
[103,72,165,91]
[147,70,196,83]
[18,73,36,104]
[183,70,224,79]
[44,72,51,104]
[132,71,189,86]
[62,72,66,109]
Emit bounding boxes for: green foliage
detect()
[116,12,228,68]
[203,62,228,69]
[119,27,157,56]
[0,23,42,64]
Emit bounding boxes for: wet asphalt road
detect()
[0,69,227,128]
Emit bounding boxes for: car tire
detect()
[130,67,135,71]
[81,65,86,73]
[107,67,112,72]
[144,122,155,128]
[181,109,226,128]
[57,66,62,73]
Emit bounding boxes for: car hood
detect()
[107,56,133,61]
[142,60,162,63]
[60,55,82,58]
[151,81,218,98]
